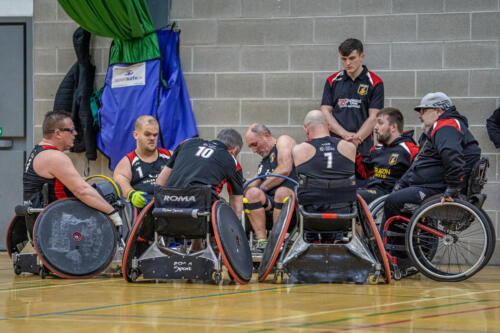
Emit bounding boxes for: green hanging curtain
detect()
[58,0,160,64]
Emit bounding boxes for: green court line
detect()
[245,329,276,333]
[269,289,493,302]
[270,289,445,299]
[365,299,489,317]
[248,299,488,332]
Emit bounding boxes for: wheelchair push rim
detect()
[122,201,155,282]
[406,199,494,282]
[212,200,253,284]
[6,215,27,259]
[258,194,295,282]
[243,174,299,191]
[357,194,391,284]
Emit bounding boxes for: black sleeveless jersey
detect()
[296,136,354,180]
[23,145,73,204]
[257,144,298,196]
[165,138,244,201]
[126,148,171,194]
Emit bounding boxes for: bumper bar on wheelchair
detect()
[298,204,358,220]
[152,208,211,219]
[15,205,44,216]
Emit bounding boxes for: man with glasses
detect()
[23,110,123,226]
[383,92,481,222]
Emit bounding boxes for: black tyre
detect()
[405,198,495,282]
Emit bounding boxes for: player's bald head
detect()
[134,115,158,131]
[304,110,327,129]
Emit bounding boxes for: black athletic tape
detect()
[274,202,283,209]
[244,201,263,210]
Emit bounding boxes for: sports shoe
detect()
[252,239,268,254]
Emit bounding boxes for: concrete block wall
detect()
[34,1,500,261]
[33,0,113,175]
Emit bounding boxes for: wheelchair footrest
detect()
[137,244,218,281]
[12,253,41,275]
[283,236,378,284]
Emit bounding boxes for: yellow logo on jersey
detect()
[358,84,369,95]
[374,167,391,179]
[269,152,275,163]
[388,153,399,166]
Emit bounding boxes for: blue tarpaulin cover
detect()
[97,29,197,170]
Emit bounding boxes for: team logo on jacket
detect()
[269,152,275,163]
[338,98,361,108]
[388,153,399,166]
[357,84,369,95]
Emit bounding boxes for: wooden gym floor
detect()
[1,253,500,332]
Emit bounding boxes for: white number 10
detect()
[196,146,214,158]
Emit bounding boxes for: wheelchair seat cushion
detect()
[297,184,356,212]
[153,185,212,238]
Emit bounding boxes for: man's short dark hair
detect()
[217,128,243,152]
[377,107,404,133]
[338,38,364,56]
[43,110,72,136]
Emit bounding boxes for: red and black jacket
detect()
[398,107,481,190]
[357,131,419,193]
[23,145,74,206]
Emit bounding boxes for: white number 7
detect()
[324,152,333,169]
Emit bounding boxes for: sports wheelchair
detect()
[122,185,253,284]
[370,157,495,282]
[251,174,390,284]
[6,175,130,278]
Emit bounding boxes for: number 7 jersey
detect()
[295,136,354,181]
[165,138,245,201]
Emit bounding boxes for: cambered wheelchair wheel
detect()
[367,194,389,229]
[405,198,495,282]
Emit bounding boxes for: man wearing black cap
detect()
[383,92,481,221]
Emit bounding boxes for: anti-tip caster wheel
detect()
[368,272,380,285]
[39,267,47,279]
[213,272,222,285]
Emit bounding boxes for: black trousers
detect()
[357,187,388,205]
[383,186,442,227]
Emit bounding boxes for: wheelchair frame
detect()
[6,175,129,278]
[371,157,495,281]
[251,173,391,284]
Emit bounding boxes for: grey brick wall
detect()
[34,1,500,262]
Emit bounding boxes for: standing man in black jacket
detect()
[383,92,481,221]
[357,108,418,204]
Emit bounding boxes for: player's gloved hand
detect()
[128,190,148,208]
[108,209,123,227]
[259,184,267,194]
